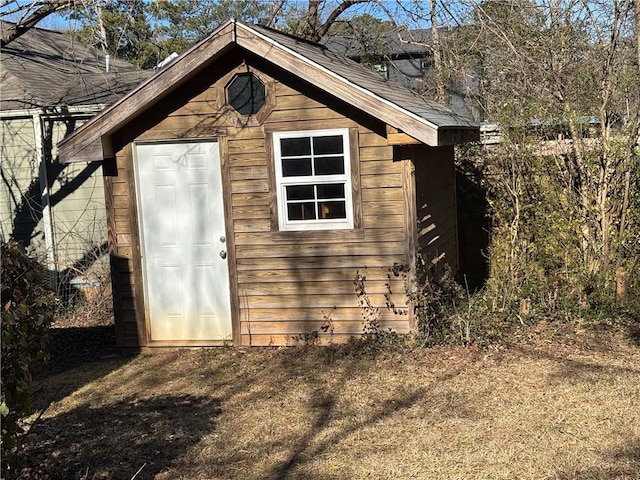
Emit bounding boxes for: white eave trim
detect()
[0,105,106,119]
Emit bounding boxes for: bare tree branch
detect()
[1,0,71,47]
[315,0,370,42]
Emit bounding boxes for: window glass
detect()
[281,137,311,156]
[319,201,346,219]
[286,185,314,201]
[226,73,266,115]
[274,129,353,231]
[316,183,344,199]
[313,135,343,155]
[314,156,344,175]
[287,202,316,221]
[282,158,312,177]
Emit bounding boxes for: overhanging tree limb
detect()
[1,0,70,47]
[303,0,370,42]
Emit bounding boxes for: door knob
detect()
[219,250,227,259]
[220,236,226,243]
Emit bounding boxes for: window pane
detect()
[316,183,345,199]
[319,201,346,219]
[281,137,311,156]
[314,156,344,175]
[313,135,343,155]
[286,185,314,201]
[227,73,266,115]
[288,202,316,220]
[282,158,312,177]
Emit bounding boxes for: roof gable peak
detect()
[58,18,478,163]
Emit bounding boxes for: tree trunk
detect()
[428,0,446,103]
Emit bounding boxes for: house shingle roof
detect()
[58,19,478,163]
[250,23,475,131]
[0,21,148,111]
[321,27,437,59]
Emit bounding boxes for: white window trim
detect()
[273,128,354,231]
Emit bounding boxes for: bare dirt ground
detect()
[19,320,640,480]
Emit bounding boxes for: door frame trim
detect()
[132,139,239,346]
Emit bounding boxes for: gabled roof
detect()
[58,19,479,163]
[0,21,149,111]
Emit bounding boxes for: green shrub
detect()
[1,241,55,477]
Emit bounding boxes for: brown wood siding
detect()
[108,59,414,347]
[412,145,458,276]
[104,146,143,348]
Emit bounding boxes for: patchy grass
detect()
[20,321,640,480]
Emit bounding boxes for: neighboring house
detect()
[0,21,148,290]
[323,27,480,121]
[326,27,490,287]
[323,28,433,87]
[58,20,479,349]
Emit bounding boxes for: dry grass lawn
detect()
[20,321,640,480]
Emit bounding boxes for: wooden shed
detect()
[58,20,479,349]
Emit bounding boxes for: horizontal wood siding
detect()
[233,81,408,345]
[413,145,458,275]
[105,147,142,348]
[109,58,412,347]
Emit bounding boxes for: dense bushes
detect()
[1,241,55,477]
[457,137,639,326]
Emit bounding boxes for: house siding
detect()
[108,61,412,347]
[0,117,44,250]
[1,115,108,289]
[388,57,428,89]
[47,118,108,277]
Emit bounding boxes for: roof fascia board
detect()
[235,23,442,146]
[58,21,236,163]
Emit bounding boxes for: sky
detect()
[0,0,473,33]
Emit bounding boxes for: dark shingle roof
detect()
[58,19,478,163]
[1,21,149,111]
[250,23,475,130]
[321,28,436,59]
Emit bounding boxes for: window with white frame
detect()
[273,129,353,231]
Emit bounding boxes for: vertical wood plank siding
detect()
[109,62,419,347]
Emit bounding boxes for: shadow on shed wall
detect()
[456,170,490,291]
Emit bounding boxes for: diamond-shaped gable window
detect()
[226,73,266,115]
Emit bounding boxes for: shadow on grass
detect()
[30,325,132,417]
[256,343,470,479]
[266,385,427,480]
[20,394,221,480]
[511,342,640,386]
[37,325,120,376]
[552,438,640,480]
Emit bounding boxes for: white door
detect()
[135,141,232,341]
